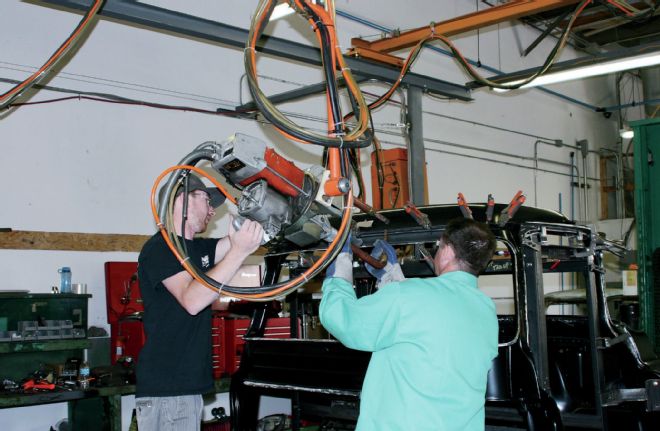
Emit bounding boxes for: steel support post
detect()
[407,86,427,206]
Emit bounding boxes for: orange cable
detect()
[606,0,635,16]
[0,0,103,106]
[233,1,357,298]
[151,164,354,300]
[150,165,235,295]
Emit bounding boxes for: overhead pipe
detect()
[599,147,624,219]
[533,139,576,206]
[379,136,598,182]
[570,151,583,221]
[571,142,611,223]
[583,151,589,221]
[570,153,575,221]
[583,144,612,222]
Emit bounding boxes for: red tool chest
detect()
[214,316,293,376]
[104,262,146,365]
[106,262,293,377]
[211,313,227,379]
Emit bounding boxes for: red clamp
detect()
[457,193,473,220]
[404,201,431,230]
[22,379,55,391]
[486,194,495,222]
[498,190,526,226]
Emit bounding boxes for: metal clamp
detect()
[404,201,431,230]
[596,332,631,349]
[457,193,473,220]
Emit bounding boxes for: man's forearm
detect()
[182,249,250,314]
[319,277,358,341]
[214,236,232,263]
[205,248,249,287]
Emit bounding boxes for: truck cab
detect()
[231,204,660,430]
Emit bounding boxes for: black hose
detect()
[157,148,218,222]
[180,176,191,260]
[160,148,354,298]
[245,0,372,148]
[317,22,343,131]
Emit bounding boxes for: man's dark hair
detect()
[440,218,496,275]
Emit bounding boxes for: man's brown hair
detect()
[440,218,496,275]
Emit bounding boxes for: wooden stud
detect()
[0,230,150,252]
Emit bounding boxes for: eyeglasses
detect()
[190,191,211,206]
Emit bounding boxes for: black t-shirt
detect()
[135,233,219,397]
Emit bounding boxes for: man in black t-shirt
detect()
[136,174,263,431]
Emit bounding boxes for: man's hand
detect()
[365,240,405,288]
[325,235,353,284]
[228,218,263,259]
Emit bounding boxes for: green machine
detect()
[632,117,660,353]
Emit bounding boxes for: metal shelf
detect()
[0,378,230,409]
[0,338,90,354]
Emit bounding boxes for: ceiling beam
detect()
[352,0,582,54]
[235,76,370,112]
[35,0,471,100]
[566,1,652,29]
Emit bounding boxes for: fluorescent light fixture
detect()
[506,52,660,89]
[619,128,634,139]
[271,3,295,20]
[479,42,660,92]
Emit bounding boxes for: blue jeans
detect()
[135,395,203,431]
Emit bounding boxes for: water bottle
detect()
[58,267,72,294]
[79,360,90,389]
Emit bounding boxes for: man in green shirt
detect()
[320,218,498,430]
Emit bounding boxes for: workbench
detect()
[0,379,230,431]
[0,292,234,429]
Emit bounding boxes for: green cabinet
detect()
[632,118,660,352]
[0,292,91,329]
[0,293,91,382]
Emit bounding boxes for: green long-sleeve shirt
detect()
[320,271,498,431]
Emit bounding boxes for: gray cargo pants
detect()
[135,395,203,431]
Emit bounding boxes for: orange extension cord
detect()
[0,0,104,109]
[151,165,354,301]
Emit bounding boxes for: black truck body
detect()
[230,204,660,430]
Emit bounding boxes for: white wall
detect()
[0,1,622,429]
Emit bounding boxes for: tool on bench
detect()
[22,379,55,391]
